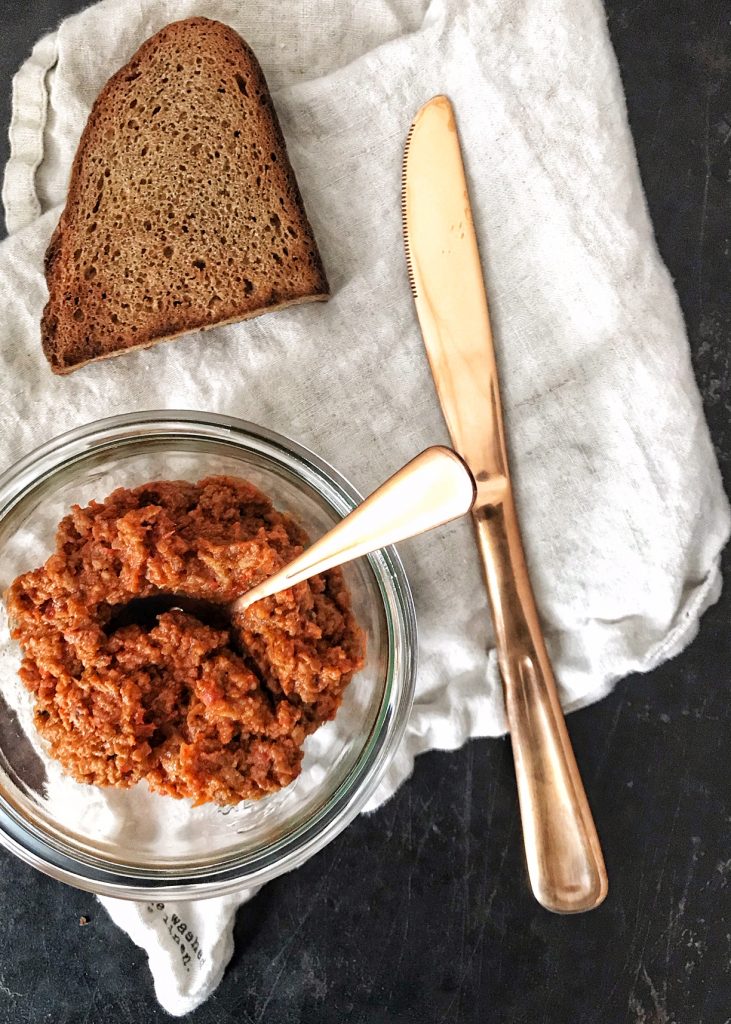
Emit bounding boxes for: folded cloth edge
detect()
[2,31,57,234]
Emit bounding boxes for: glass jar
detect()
[0,411,416,899]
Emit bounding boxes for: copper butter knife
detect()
[402,95,607,913]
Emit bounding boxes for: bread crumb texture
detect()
[42,17,329,374]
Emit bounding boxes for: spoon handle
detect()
[233,445,476,613]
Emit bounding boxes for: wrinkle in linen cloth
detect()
[1,0,728,1014]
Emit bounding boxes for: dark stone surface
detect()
[0,2,729,1022]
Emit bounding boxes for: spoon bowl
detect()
[108,445,476,634]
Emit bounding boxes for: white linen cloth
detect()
[1,0,728,1014]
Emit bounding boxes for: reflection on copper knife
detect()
[402,95,607,913]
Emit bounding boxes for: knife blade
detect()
[402,95,607,913]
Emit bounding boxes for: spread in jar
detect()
[5,476,365,806]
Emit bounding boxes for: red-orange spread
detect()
[6,477,365,806]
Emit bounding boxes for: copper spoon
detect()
[231,445,477,613]
[111,446,477,632]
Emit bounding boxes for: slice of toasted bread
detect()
[41,17,328,374]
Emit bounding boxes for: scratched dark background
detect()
[0,2,729,1022]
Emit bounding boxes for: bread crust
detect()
[42,17,329,374]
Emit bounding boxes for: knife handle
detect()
[473,497,608,913]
